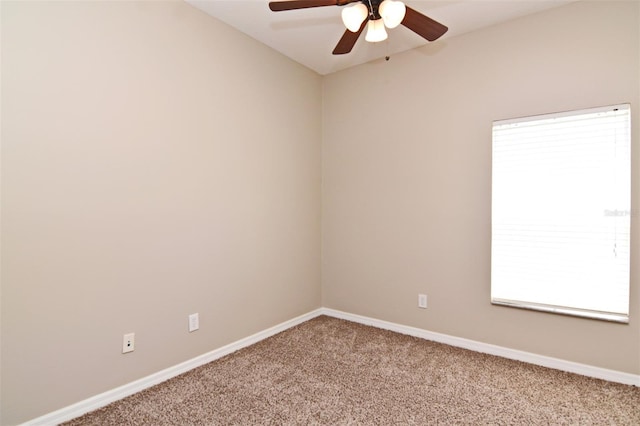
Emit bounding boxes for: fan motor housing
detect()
[362,0,384,19]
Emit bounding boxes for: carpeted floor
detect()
[64,315,640,425]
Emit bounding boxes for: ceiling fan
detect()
[268,0,448,55]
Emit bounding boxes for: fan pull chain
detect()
[385,38,390,61]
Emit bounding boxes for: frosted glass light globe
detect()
[341,3,368,32]
[379,0,406,29]
[365,19,388,42]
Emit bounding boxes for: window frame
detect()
[490,104,631,324]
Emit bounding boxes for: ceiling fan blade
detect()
[269,0,339,12]
[401,6,448,42]
[332,18,367,55]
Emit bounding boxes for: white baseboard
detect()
[320,307,640,387]
[23,306,639,425]
[23,309,324,426]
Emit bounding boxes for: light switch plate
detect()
[418,294,428,309]
[189,313,199,332]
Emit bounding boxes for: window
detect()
[491,104,631,323]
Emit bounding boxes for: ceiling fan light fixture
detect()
[365,18,388,42]
[341,3,368,32]
[379,0,406,29]
[268,0,448,56]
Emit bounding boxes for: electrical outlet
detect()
[418,294,428,309]
[122,333,135,353]
[189,313,199,332]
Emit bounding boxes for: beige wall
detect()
[322,0,639,375]
[1,1,321,424]
[2,0,639,424]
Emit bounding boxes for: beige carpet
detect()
[64,315,640,425]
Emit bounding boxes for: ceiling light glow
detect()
[341,3,368,32]
[365,18,388,42]
[379,0,406,29]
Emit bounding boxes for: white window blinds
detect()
[491,104,631,323]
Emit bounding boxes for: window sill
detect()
[491,298,629,324]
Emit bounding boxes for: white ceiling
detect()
[185,0,577,75]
